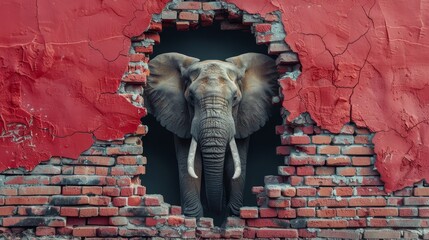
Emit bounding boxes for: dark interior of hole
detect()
[140,24,282,222]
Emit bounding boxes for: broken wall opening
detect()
[141,24,282,210]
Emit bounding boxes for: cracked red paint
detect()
[228,0,429,192]
[0,0,169,171]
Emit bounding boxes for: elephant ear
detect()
[226,53,278,139]
[145,53,200,138]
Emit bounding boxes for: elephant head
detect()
[145,52,278,213]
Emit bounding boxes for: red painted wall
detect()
[227,0,429,192]
[0,0,169,171]
[1,0,428,192]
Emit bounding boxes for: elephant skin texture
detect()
[144,52,278,217]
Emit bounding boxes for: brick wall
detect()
[1,1,429,239]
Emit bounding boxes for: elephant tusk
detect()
[229,138,241,179]
[187,138,199,179]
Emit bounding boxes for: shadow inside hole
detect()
[140,24,282,225]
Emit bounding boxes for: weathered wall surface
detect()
[228,0,429,192]
[0,0,169,171]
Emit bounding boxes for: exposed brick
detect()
[355,135,370,144]
[278,208,296,218]
[318,145,340,154]
[62,186,81,195]
[179,12,199,21]
[36,226,55,236]
[297,208,315,217]
[355,186,387,196]
[254,23,272,33]
[97,226,118,237]
[308,198,348,207]
[240,207,258,218]
[414,187,429,196]
[73,226,97,237]
[352,156,372,166]
[268,197,291,208]
[50,196,89,205]
[278,166,295,176]
[5,176,49,185]
[400,207,418,217]
[342,145,374,155]
[296,187,317,197]
[268,42,291,54]
[315,166,335,175]
[82,186,102,195]
[369,207,398,216]
[307,219,348,228]
[60,207,79,217]
[256,228,298,238]
[31,165,61,174]
[317,209,336,218]
[404,197,429,205]
[5,196,49,205]
[288,176,304,186]
[356,167,379,176]
[276,146,291,155]
[318,187,333,197]
[326,156,351,166]
[173,1,202,10]
[3,217,65,227]
[318,230,362,239]
[336,208,356,217]
[305,176,335,186]
[334,187,354,196]
[247,218,290,228]
[109,216,128,226]
[0,187,17,196]
[282,135,310,145]
[288,155,325,165]
[0,206,16,216]
[265,184,282,198]
[296,166,314,176]
[312,135,332,144]
[89,196,111,206]
[17,206,59,216]
[349,197,387,207]
[364,230,401,239]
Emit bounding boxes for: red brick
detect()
[297,166,314,176]
[356,167,379,175]
[308,198,349,207]
[318,145,340,154]
[102,187,120,197]
[259,207,277,218]
[128,196,142,206]
[89,196,111,206]
[99,207,118,216]
[317,209,336,218]
[144,195,163,206]
[179,12,199,21]
[278,166,295,176]
[352,156,372,166]
[0,187,17,196]
[268,197,291,208]
[290,198,305,208]
[340,124,355,134]
[288,176,303,186]
[414,187,429,196]
[318,230,362,239]
[355,186,386,196]
[334,187,353,196]
[62,186,81,195]
[87,216,109,225]
[247,218,290,228]
[369,207,398,216]
[349,197,386,207]
[288,155,326,165]
[350,218,368,228]
[254,23,272,33]
[307,219,348,228]
[282,135,310,145]
[17,206,60,216]
[318,187,333,197]
[342,145,374,155]
[134,46,153,54]
[240,207,258,218]
[355,135,370,144]
[82,186,102,195]
[97,226,118,237]
[364,230,401,239]
[5,196,49,205]
[135,186,146,196]
[336,208,356,217]
[268,42,290,54]
[312,135,332,144]
[0,206,16,216]
[173,1,202,10]
[278,208,296,218]
[393,187,412,196]
[388,197,404,206]
[73,226,97,237]
[296,187,316,196]
[120,186,133,196]
[74,166,95,175]
[117,177,131,186]
[297,208,315,217]
[109,216,128,226]
[304,176,335,186]
[5,176,49,185]
[315,167,335,175]
[336,167,356,176]
[36,226,55,236]
[112,197,127,207]
[299,229,317,238]
[60,207,79,217]
[282,186,296,197]
[400,207,418,217]
[404,197,429,205]
[256,228,298,238]
[266,184,281,198]
[79,207,98,217]
[66,217,86,226]
[296,145,317,154]
[327,156,351,166]
[3,217,65,227]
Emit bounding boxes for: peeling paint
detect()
[227,0,429,192]
[0,0,169,171]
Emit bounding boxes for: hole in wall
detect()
[140,24,283,222]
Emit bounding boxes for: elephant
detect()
[144,52,278,218]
